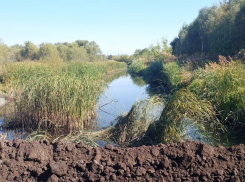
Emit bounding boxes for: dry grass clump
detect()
[107,95,166,146]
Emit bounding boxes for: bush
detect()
[142,61,165,84]
[128,59,146,74]
[163,62,182,87]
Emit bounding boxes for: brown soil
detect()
[0,140,245,182]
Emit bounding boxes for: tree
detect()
[233,4,245,53]
[170,37,180,55]
[75,40,102,61]
[9,44,23,62]
[0,43,9,64]
[21,41,38,60]
[39,43,61,61]
[56,43,69,61]
[171,0,245,56]
[178,24,189,55]
[197,6,218,54]
[67,43,89,62]
[162,38,172,54]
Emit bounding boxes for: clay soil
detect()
[0,140,245,182]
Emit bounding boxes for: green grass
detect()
[141,59,245,145]
[1,60,127,134]
[163,61,182,87]
[189,60,245,127]
[143,89,217,144]
[125,56,245,145]
[128,59,147,74]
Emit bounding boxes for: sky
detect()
[0,0,220,55]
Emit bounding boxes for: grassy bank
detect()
[121,54,245,146]
[0,60,127,134]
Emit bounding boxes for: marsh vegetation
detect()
[1,0,245,148]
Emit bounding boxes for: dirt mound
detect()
[0,140,245,181]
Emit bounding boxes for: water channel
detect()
[0,74,150,141]
[96,74,149,129]
[0,73,244,146]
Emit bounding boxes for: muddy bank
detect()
[0,140,245,182]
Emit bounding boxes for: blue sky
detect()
[0,0,219,55]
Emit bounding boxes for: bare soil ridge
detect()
[0,140,244,181]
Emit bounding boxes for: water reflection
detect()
[96,74,149,129]
[0,117,27,140]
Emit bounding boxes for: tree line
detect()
[0,40,108,64]
[110,38,173,65]
[171,0,245,56]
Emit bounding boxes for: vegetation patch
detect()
[189,60,245,130]
[107,95,166,146]
[1,60,127,134]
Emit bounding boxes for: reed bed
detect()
[142,59,245,145]
[1,60,127,133]
[189,60,245,128]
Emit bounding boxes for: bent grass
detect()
[106,95,166,146]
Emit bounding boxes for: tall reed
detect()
[189,60,245,127]
[1,60,127,133]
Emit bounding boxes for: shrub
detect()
[128,59,147,74]
[163,62,182,87]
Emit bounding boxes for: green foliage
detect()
[189,60,245,126]
[56,43,89,62]
[39,43,61,62]
[0,44,9,65]
[145,89,217,143]
[233,5,245,52]
[21,41,38,60]
[9,45,23,62]
[163,62,182,87]
[171,0,245,56]
[75,40,102,61]
[143,61,164,83]
[113,54,133,65]
[133,48,154,62]
[162,38,173,54]
[128,59,147,74]
[238,49,245,61]
[0,40,105,63]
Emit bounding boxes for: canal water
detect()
[0,74,150,141]
[0,73,244,147]
[96,74,148,129]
